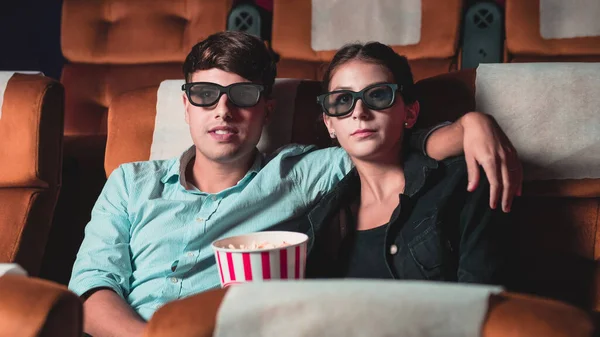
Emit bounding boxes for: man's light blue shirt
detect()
[68,145,352,320]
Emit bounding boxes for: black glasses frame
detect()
[316,83,401,117]
[181,82,265,108]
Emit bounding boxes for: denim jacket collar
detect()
[307,150,439,234]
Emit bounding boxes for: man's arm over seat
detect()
[415,112,523,213]
[68,165,146,337]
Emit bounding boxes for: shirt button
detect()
[170,277,179,284]
[187,252,194,257]
[389,244,398,255]
[211,196,217,201]
[196,217,204,222]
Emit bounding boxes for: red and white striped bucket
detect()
[211,231,309,288]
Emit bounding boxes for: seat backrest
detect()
[416,63,600,310]
[105,78,327,176]
[505,0,600,62]
[271,0,464,81]
[0,72,64,275]
[60,0,233,136]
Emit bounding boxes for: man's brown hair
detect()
[183,31,276,96]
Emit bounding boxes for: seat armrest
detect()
[144,288,228,337]
[484,292,596,337]
[0,275,82,337]
[144,287,596,337]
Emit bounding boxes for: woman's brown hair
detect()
[321,42,416,104]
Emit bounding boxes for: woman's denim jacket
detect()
[302,151,508,284]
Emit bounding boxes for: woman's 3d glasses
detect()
[317,83,401,117]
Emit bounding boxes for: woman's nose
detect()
[351,99,369,120]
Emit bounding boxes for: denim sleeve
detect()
[68,165,133,300]
[408,121,453,156]
[456,167,508,285]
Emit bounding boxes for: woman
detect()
[305,42,508,284]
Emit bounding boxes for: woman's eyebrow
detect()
[331,86,353,91]
[332,81,389,91]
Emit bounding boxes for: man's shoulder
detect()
[264,144,317,162]
[265,144,346,164]
[115,157,178,184]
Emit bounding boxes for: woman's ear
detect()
[323,113,337,138]
[404,100,420,128]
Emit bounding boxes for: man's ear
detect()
[183,93,190,125]
[264,98,275,124]
[404,100,420,129]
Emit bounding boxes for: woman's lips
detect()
[351,129,376,138]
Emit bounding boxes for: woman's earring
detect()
[404,122,408,127]
[330,131,336,139]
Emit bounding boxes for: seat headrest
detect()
[311,0,422,51]
[0,72,63,188]
[272,0,462,62]
[150,79,322,160]
[474,63,600,196]
[506,0,600,57]
[105,78,327,176]
[61,0,231,63]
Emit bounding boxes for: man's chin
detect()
[198,146,256,164]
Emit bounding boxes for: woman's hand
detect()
[459,112,523,213]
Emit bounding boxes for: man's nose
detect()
[214,94,233,120]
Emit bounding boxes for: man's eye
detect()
[196,91,218,100]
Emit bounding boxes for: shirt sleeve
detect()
[275,145,353,208]
[68,165,133,300]
[408,121,453,156]
[456,166,509,284]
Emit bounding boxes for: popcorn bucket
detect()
[211,231,309,288]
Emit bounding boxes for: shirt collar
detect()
[326,150,439,200]
[160,146,195,184]
[160,146,265,188]
[402,150,439,197]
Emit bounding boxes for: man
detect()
[70,31,521,337]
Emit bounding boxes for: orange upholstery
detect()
[0,275,82,337]
[0,74,64,276]
[272,0,462,81]
[143,287,596,337]
[61,1,232,64]
[61,63,181,136]
[60,0,233,136]
[505,0,600,62]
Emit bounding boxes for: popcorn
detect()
[227,241,291,250]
